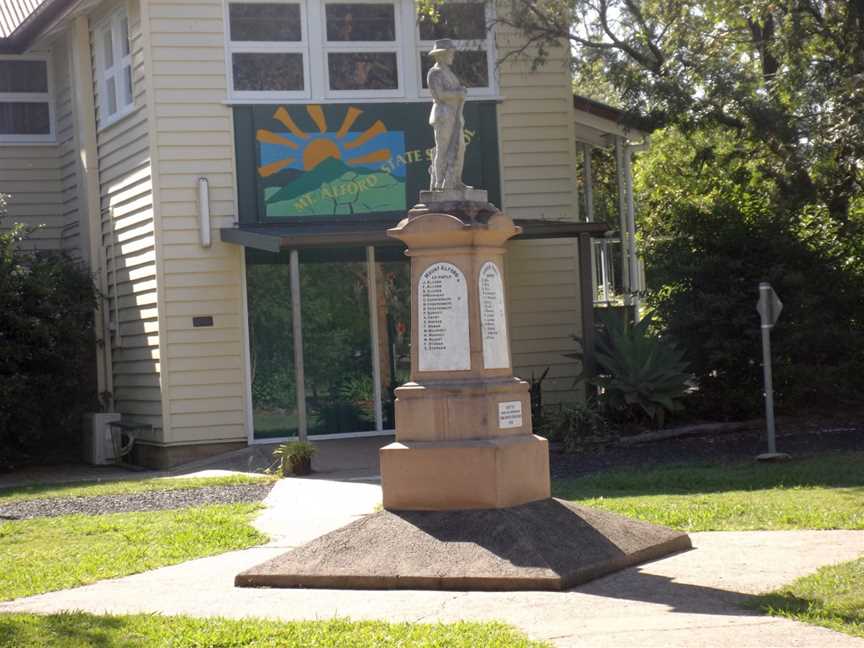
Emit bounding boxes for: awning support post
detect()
[366,246,384,432]
[290,249,308,441]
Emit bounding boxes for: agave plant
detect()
[569,309,691,427]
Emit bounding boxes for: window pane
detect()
[418,3,486,41]
[122,66,134,106]
[106,76,117,115]
[300,258,375,435]
[0,102,50,135]
[0,60,48,93]
[229,3,302,41]
[233,52,304,91]
[103,27,114,68]
[325,4,395,41]
[421,50,488,88]
[246,261,300,440]
[328,52,397,90]
[120,15,131,56]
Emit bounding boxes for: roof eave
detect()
[0,0,78,54]
[572,94,653,134]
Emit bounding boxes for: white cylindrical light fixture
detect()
[198,177,211,248]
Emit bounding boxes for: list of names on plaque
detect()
[479,261,510,369]
[418,262,470,371]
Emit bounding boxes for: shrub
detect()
[0,216,98,459]
[267,441,317,477]
[545,401,616,453]
[569,309,691,428]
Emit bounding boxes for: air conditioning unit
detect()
[82,413,122,465]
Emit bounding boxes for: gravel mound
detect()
[0,482,275,521]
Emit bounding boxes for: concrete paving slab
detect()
[1,477,862,648]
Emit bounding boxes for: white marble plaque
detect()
[479,261,510,369]
[498,401,523,429]
[418,262,470,371]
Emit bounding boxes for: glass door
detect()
[246,246,411,440]
[300,254,376,435]
[246,262,300,439]
[374,258,411,429]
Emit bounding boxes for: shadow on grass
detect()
[748,586,864,633]
[552,451,864,499]
[45,613,129,648]
[0,612,129,648]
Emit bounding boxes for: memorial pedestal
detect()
[380,199,551,510]
[235,196,692,592]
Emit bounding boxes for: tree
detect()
[493,0,864,233]
[634,127,864,417]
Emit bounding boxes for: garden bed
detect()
[549,409,864,479]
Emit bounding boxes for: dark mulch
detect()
[550,416,864,480]
[0,482,275,521]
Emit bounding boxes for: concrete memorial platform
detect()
[236,498,690,591]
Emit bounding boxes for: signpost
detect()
[756,282,790,461]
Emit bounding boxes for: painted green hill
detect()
[266,157,379,205]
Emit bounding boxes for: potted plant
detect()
[268,440,317,477]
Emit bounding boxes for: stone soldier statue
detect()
[427,39,470,191]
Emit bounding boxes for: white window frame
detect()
[416,0,497,98]
[226,0,311,101]
[95,7,135,130]
[320,0,404,99]
[222,0,499,102]
[0,54,55,144]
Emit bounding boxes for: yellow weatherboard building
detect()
[0,0,646,467]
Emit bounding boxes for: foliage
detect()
[751,556,864,639]
[544,401,616,453]
[636,128,864,418]
[570,309,690,427]
[553,451,864,532]
[498,0,864,233]
[0,504,266,601]
[0,614,551,648]
[497,0,864,420]
[528,367,550,432]
[0,474,274,504]
[267,440,317,477]
[0,212,98,458]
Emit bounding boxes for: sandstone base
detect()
[235,498,692,591]
[380,435,550,510]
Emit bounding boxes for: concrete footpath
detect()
[2,477,863,648]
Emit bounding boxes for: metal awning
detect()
[221,219,611,253]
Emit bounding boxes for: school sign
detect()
[234,102,501,223]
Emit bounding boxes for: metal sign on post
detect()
[756,282,790,461]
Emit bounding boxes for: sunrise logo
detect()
[256,105,407,218]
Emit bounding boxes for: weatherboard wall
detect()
[91,0,163,439]
[142,0,248,447]
[495,14,584,404]
[0,46,69,252]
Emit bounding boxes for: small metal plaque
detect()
[498,400,523,429]
[192,316,214,328]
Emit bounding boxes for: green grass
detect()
[0,474,275,504]
[749,556,864,639]
[553,451,864,531]
[0,613,550,647]
[0,504,266,601]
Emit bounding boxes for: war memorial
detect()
[236,40,690,591]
